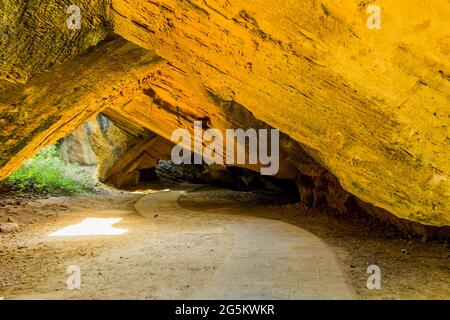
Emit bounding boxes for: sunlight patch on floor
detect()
[48,218,127,237]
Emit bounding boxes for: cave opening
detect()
[1,115,301,207]
[2,112,449,241]
[1,0,449,301]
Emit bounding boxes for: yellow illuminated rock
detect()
[0,1,449,227]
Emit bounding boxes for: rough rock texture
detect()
[60,123,97,166]
[0,1,449,228]
[101,135,173,187]
[111,0,450,226]
[0,37,163,179]
[0,222,19,233]
[59,113,172,187]
[102,61,319,179]
[0,0,111,82]
[84,114,138,184]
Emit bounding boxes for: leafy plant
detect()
[7,144,95,195]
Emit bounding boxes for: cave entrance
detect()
[2,114,300,207]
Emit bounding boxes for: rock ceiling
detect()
[0,1,449,227]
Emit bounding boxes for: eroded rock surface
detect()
[0,0,111,83]
[0,37,163,178]
[60,123,97,166]
[0,1,449,227]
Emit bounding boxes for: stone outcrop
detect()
[60,123,97,166]
[0,37,163,179]
[60,113,174,187]
[0,1,449,228]
[101,134,173,187]
[110,0,450,227]
[102,61,320,180]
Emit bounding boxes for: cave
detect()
[0,0,449,302]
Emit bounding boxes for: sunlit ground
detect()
[47,188,175,237]
[127,188,172,194]
[49,218,128,237]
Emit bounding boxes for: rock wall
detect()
[0,37,164,179]
[59,113,173,187]
[0,0,111,82]
[60,123,97,166]
[111,0,450,226]
[0,1,449,228]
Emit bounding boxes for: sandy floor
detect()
[180,187,450,299]
[0,184,449,300]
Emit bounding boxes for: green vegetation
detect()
[7,144,95,195]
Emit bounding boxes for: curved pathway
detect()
[135,184,354,300]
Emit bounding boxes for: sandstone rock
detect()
[0,37,163,179]
[7,216,17,223]
[60,123,97,166]
[0,222,18,233]
[111,0,450,226]
[0,1,449,229]
[0,0,111,83]
[62,113,178,187]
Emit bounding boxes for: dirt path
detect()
[135,185,354,299]
[0,184,449,299]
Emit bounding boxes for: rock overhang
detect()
[0,0,449,227]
